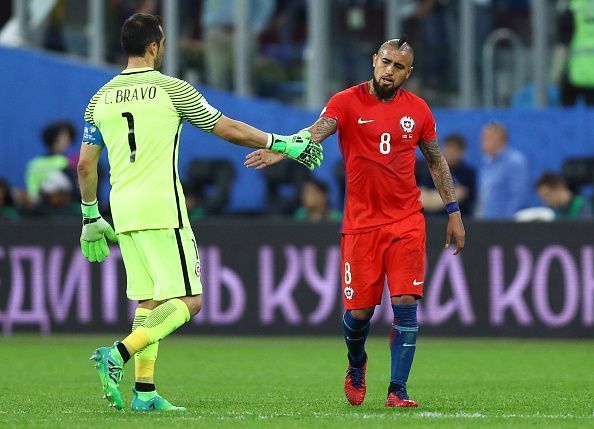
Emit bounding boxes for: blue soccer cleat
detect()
[131,388,186,411]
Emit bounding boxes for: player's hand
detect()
[244,149,287,170]
[445,211,465,255]
[269,130,323,170]
[80,200,118,263]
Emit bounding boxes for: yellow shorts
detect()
[118,228,203,301]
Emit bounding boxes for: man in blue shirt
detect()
[478,122,529,219]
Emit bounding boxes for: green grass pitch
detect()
[1,335,593,428]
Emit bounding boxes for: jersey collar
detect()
[120,67,155,75]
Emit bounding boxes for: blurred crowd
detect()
[1,0,592,223]
[1,118,592,224]
[2,0,594,107]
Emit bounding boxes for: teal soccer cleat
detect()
[90,343,124,410]
[131,388,186,411]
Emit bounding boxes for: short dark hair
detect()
[42,121,75,149]
[484,120,508,142]
[536,171,567,190]
[121,13,163,57]
[304,179,329,195]
[444,133,467,150]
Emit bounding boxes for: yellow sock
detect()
[135,358,156,384]
[131,307,159,384]
[123,299,190,355]
[123,327,151,355]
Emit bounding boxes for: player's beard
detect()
[154,49,164,70]
[371,76,399,100]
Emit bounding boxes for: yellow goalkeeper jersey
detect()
[83,67,222,233]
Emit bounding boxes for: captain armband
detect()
[82,121,105,148]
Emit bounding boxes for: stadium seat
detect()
[562,157,594,192]
[262,161,311,215]
[184,159,235,217]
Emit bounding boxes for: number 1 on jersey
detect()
[121,112,137,163]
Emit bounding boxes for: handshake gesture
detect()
[267,130,323,171]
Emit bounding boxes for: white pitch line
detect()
[3,410,593,420]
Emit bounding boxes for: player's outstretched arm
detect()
[213,115,323,170]
[212,115,273,149]
[244,116,337,170]
[419,138,466,255]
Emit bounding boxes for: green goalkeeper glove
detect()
[80,200,118,263]
[269,130,323,170]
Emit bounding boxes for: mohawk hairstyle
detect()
[395,37,410,49]
[378,37,413,55]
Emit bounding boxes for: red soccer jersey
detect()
[322,82,437,234]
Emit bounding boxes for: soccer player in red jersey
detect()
[245,39,465,408]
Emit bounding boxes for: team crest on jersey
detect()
[400,116,415,133]
[195,261,201,278]
[344,286,354,300]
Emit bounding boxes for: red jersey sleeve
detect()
[320,91,348,128]
[420,101,437,143]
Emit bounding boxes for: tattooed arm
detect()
[308,117,338,143]
[244,117,337,169]
[419,138,466,254]
[419,138,457,204]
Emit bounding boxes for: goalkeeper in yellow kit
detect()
[78,13,323,411]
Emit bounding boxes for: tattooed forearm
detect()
[419,138,457,204]
[308,117,337,143]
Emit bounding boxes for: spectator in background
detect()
[294,179,342,222]
[552,0,594,106]
[25,120,77,207]
[536,171,593,220]
[0,178,20,223]
[331,0,384,89]
[416,133,476,217]
[109,0,160,63]
[34,170,79,217]
[202,0,275,91]
[400,0,450,100]
[494,0,531,43]
[255,0,307,102]
[478,121,529,219]
[42,0,89,57]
